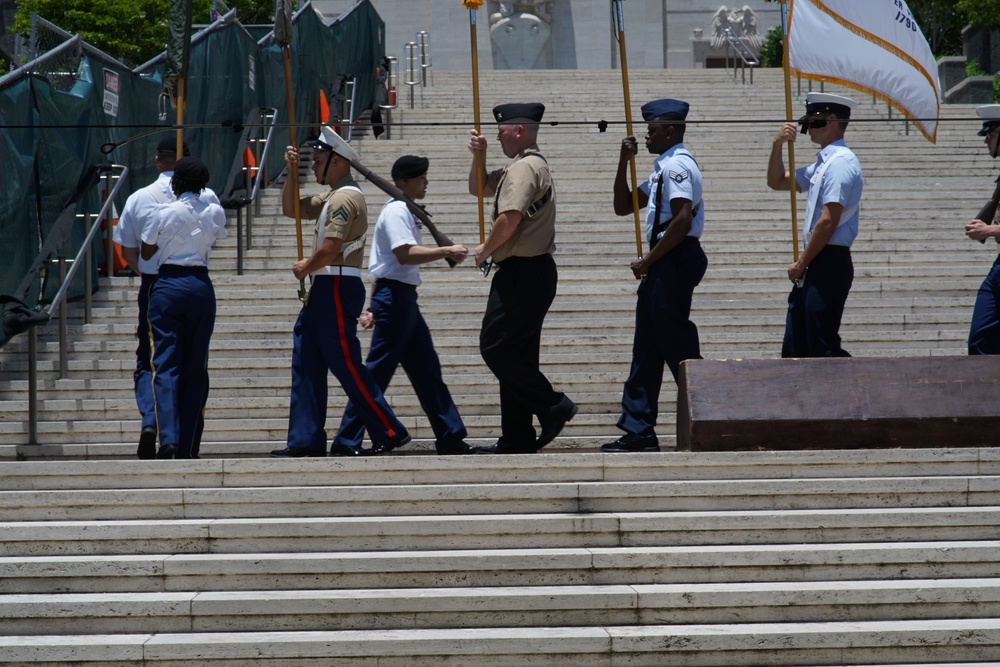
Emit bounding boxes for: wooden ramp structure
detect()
[678,356,1000,451]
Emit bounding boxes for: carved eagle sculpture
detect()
[710,5,732,50]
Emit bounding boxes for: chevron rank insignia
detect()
[328,205,350,223]
[669,170,689,184]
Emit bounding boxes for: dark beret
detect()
[172,156,210,187]
[641,99,689,122]
[157,136,192,157]
[493,103,545,123]
[391,155,429,180]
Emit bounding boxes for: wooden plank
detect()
[677,356,1000,451]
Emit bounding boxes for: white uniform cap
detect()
[804,92,858,112]
[976,105,1000,136]
[307,125,361,163]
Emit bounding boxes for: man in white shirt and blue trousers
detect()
[115,137,219,459]
[768,92,864,358]
[330,155,474,456]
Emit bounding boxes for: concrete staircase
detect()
[1,69,999,664]
[2,450,1000,664]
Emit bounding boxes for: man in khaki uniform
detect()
[467,102,577,454]
[270,126,409,458]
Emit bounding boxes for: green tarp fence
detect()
[0,0,384,303]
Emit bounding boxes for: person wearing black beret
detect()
[115,136,220,459]
[466,102,578,454]
[139,157,228,459]
[602,98,707,454]
[768,92,863,358]
[329,155,475,456]
[964,104,1000,354]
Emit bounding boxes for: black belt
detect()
[820,245,851,254]
[158,264,208,275]
[375,278,417,289]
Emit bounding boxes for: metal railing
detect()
[403,41,421,109]
[25,164,130,445]
[234,107,279,272]
[416,30,431,88]
[722,28,759,85]
[342,78,358,142]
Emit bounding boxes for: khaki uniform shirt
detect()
[300,177,367,270]
[485,144,556,263]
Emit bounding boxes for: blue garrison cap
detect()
[641,99,689,122]
[493,103,545,123]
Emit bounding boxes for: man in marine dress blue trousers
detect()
[270,127,410,458]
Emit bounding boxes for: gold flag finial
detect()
[462,0,484,9]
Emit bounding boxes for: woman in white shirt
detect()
[140,156,227,459]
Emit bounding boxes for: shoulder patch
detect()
[329,205,350,223]
[669,169,689,184]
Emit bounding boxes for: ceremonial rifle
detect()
[347,158,458,268]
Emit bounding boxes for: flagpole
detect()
[175,77,185,157]
[612,0,643,258]
[275,0,307,302]
[282,48,307,302]
[466,1,486,245]
[780,0,800,262]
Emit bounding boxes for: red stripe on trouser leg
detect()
[331,276,396,437]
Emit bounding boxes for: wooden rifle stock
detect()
[348,158,458,267]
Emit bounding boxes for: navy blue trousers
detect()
[134,273,157,432]
[969,255,1000,355]
[782,245,853,358]
[148,266,215,458]
[333,279,466,449]
[480,254,564,447]
[618,236,707,437]
[287,274,405,452]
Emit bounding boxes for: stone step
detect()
[1,619,998,665]
[3,540,996,594]
[4,450,997,488]
[3,450,997,489]
[0,474,996,521]
[3,578,998,635]
[5,506,1000,557]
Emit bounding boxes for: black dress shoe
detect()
[137,426,157,460]
[474,439,537,454]
[368,431,412,456]
[329,443,364,457]
[537,397,578,449]
[435,440,477,455]
[156,444,177,460]
[269,446,325,458]
[600,432,660,453]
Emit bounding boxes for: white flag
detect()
[787,0,942,143]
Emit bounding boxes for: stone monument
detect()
[487,1,553,70]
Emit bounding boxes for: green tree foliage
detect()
[956,0,1000,32]
[907,0,968,56]
[14,0,276,67]
[759,25,782,68]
